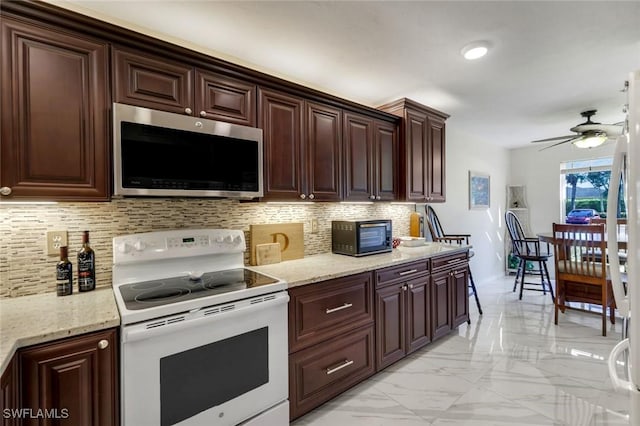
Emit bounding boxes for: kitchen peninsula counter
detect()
[0,288,120,376]
[251,242,470,288]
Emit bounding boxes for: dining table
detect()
[537,230,628,251]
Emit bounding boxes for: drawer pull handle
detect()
[447,258,464,264]
[398,269,418,276]
[325,303,353,314]
[326,359,354,375]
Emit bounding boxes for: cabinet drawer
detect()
[289,272,374,353]
[289,325,375,420]
[375,260,429,287]
[431,252,468,272]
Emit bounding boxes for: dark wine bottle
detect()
[77,230,96,292]
[56,246,73,296]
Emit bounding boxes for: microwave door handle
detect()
[360,223,387,228]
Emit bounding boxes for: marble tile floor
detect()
[291,276,632,425]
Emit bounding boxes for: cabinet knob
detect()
[376,196,381,200]
[98,339,109,350]
[308,193,315,200]
[370,195,376,200]
[409,284,414,289]
[184,107,193,115]
[299,194,306,200]
[199,111,207,117]
[403,285,407,291]
[0,187,11,196]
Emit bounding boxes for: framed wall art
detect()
[469,171,490,210]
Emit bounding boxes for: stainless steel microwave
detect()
[113,103,264,199]
[331,219,392,256]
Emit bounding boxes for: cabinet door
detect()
[258,88,305,200]
[374,120,398,201]
[426,114,446,202]
[404,109,429,202]
[431,270,453,340]
[0,356,18,426]
[452,267,470,327]
[375,284,405,370]
[306,102,342,201]
[1,18,110,201]
[20,329,118,426]
[406,276,431,354]
[113,46,193,115]
[195,70,256,126]
[343,112,374,201]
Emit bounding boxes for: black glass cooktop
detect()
[118,268,279,310]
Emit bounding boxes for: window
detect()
[560,156,626,219]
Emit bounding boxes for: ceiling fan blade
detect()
[531,135,577,143]
[538,136,581,151]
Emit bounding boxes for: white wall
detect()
[509,142,615,235]
[424,126,510,285]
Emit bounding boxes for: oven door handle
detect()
[122,292,289,344]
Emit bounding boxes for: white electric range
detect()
[112,229,289,426]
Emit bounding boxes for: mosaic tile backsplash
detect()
[0,199,414,298]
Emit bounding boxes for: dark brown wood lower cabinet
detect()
[375,275,431,371]
[289,325,375,420]
[452,267,470,327]
[0,357,18,426]
[431,269,454,340]
[19,329,119,426]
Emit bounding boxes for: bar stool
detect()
[505,210,554,301]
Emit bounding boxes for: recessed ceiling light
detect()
[461,41,490,60]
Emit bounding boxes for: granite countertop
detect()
[0,288,120,376]
[251,242,470,288]
[0,242,468,377]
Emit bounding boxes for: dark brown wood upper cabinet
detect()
[258,88,305,199]
[259,88,342,201]
[113,47,193,115]
[195,70,256,126]
[305,102,342,201]
[343,112,398,201]
[343,112,374,201]
[113,47,256,126]
[379,98,448,203]
[0,17,110,201]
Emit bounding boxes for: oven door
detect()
[357,222,391,254]
[120,291,289,426]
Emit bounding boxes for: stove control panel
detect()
[113,229,246,264]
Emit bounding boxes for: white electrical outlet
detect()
[46,230,68,256]
[311,218,319,234]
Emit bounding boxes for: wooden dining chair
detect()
[505,210,554,301]
[589,217,628,265]
[552,223,615,336]
[425,206,482,316]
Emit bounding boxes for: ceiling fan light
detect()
[573,133,607,148]
[461,41,490,60]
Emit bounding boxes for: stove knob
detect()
[233,235,243,245]
[117,243,131,254]
[133,240,146,251]
[215,235,225,243]
[223,235,233,243]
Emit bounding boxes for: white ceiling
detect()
[52,0,640,149]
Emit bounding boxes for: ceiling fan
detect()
[531,110,624,151]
